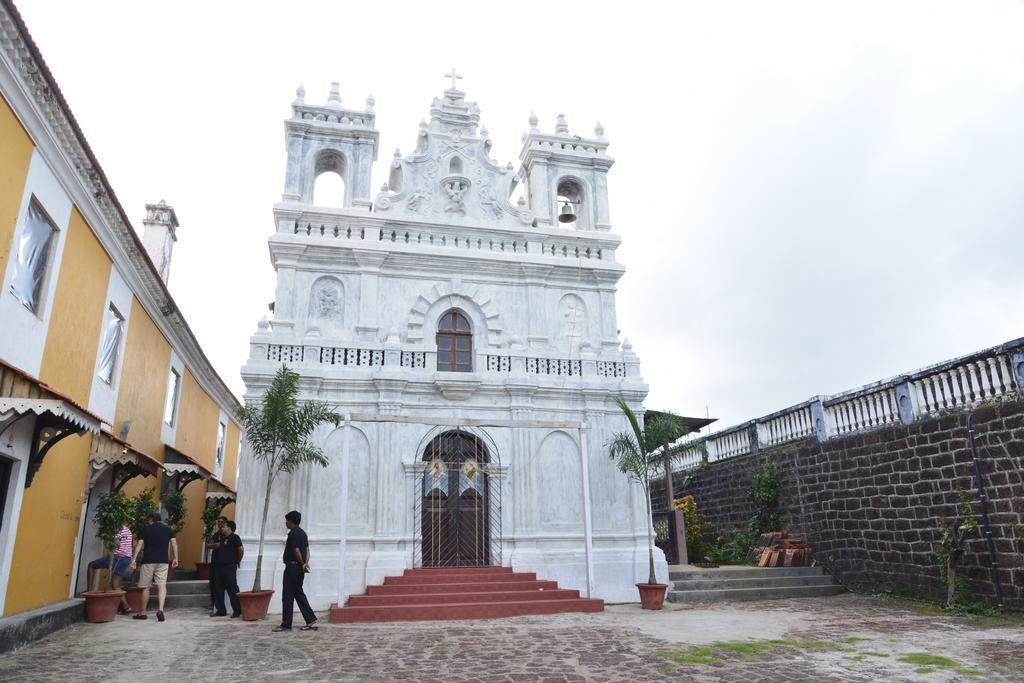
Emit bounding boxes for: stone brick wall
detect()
[653,399,1024,609]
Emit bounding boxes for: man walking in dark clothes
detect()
[273,510,317,632]
[211,520,243,618]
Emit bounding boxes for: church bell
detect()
[558,200,576,223]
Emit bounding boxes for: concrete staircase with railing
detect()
[667,565,845,604]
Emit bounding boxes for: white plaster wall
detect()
[160,351,184,447]
[0,149,73,376]
[86,265,133,426]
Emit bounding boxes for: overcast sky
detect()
[16,1,1024,430]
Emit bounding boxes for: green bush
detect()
[161,489,187,535]
[673,495,712,562]
[93,491,133,591]
[129,487,158,537]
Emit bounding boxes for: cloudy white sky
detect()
[16,0,1024,430]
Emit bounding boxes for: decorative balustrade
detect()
[258,344,631,380]
[320,347,384,367]
[290,221,606,261]
[661,338,1024,473]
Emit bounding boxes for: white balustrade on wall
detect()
[291,221,605,261]
[663,340,1024,475]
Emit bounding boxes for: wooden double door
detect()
[420,432,490,567]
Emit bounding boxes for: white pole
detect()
[336,414,351,606]
[579,423,595,599]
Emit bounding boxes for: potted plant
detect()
[235,364,338,620]
[123,487,157,613]
[161,488,188,580]
[82,490,133,623]
[196,504,224,580]
[607,397,691,609]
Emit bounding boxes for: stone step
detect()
[667,584,845,604]
[404,566,513,577]
[169,570,197,581]
[162,580,209,596]
[146,593,211,610]
[348,588,581,607]
[331,597,604,623]
[367,580,559,595]
[669,566,823,580]
[672,575,838,591]
[384,572,537,585]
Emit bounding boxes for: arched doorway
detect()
[419,430,492,567]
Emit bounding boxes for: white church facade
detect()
[235,76,662,610]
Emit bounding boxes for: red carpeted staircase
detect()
[329,566,603,623]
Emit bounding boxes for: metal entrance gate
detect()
[411,429,502,568]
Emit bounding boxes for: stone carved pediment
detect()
[374,90,533,227]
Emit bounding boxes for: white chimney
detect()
[141,200,178,284]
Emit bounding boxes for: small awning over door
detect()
[88,431,162,491]
[162,445,211,492]
[0,360,103,487]
[205,477,236,508]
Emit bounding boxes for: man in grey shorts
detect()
[129,512,178,622]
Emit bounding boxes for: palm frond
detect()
[614,397,647,455]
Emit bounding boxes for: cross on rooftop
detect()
[445,67,463,90]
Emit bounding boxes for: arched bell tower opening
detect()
[416,429,498,568]
[312,150,348,207]
[556,177,586,229]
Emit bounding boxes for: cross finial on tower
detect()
[445,67,463,90]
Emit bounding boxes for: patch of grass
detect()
[915,667,935,674]
[843,636,870,643]
[897,653,979,677]
[797,640,841,650]
[653,648,720,666]
[849,654,866,662]
[861,651,888,658]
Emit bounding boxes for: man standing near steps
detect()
[129,512,178,622]
[211,520,243,618]
[273,510,317,632]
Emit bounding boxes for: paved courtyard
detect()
[0,594,1020,682]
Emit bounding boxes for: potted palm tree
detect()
[196,505,223,581]
[83,490,133,623]
[236,365,338,620]
[160,488,188,580]
[123,487,157,613]
[607,397,692,609]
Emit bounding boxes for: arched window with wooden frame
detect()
[436,310,472,372]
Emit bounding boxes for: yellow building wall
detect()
[38,207,111,400]
[0,94,33,276]
[113,297,171,458]
[2,436,92,615]
[174,370,220,568]
[5,207,112,615]
[223,420,241,489]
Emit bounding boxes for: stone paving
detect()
[0,594,1021,682]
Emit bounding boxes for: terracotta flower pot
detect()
[237,590,275,621]
[636,583,668,610]
[124,586,146,613]
[83,590,126,623]
[195,563,211,580]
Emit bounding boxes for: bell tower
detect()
[282,82,380,209]
[519,114,613,230]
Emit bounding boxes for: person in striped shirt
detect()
[86,524,134,614]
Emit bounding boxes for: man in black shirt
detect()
[129,512,178,622]
[211,520,243,618]
[273,510,317,631]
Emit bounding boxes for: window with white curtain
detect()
[10,201,57,314]
[164,368,181,426]
[215,421,226,474]
[96,305,124,384]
